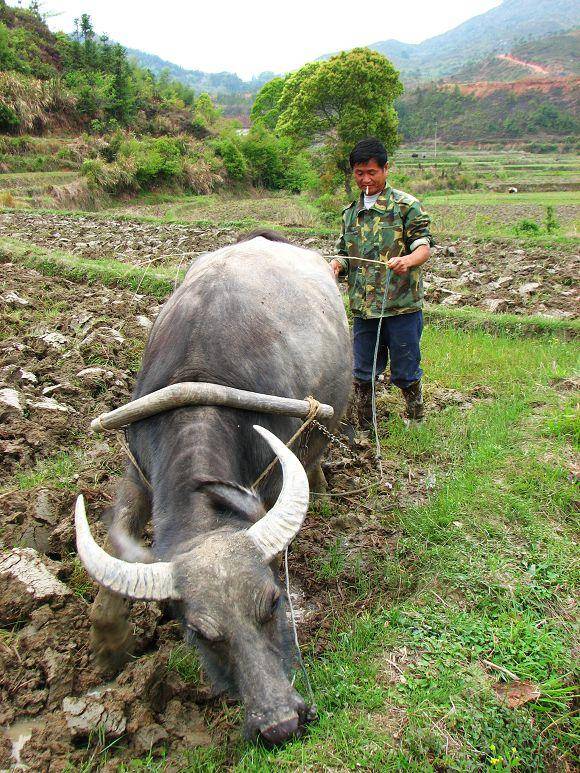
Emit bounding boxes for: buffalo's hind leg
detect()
[89,472,151,673]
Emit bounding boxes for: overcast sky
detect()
[36,0,502,79]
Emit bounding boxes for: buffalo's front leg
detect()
[89,473,151,672]
[307,463,328,495]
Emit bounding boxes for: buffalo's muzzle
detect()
[245,700,317,746]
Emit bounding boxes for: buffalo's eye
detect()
[187,620,223,643]
[256,585,281,623]
[270,591,281,614]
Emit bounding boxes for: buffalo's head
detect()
[75,426,316,744]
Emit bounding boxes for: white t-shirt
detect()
[363,191,381,210]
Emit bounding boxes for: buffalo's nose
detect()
[260,713,300,745]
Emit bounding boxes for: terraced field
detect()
[393,148,580,192]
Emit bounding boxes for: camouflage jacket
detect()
[335,186,433,318]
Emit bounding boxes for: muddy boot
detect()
[355,379,373,430]
[344,383,360,432]
[401,380,424,423]
[343,379,373,434]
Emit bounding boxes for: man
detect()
[330,137,433,428]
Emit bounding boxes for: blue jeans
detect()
[353,312,423,388]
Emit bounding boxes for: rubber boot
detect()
[401,380,424,422]
[344,379,373,434]
[355,379,373,430]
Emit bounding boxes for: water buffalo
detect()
[75,234,352,744]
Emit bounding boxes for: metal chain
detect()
[310,419,356,459]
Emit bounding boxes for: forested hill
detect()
[0,3,218,134]
[345,0,580,82]
[124,47,276,95]
[395,23,580,143]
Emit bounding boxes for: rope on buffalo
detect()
[251,396,322,490]
[120,429,153,491]
[284,546,315,704]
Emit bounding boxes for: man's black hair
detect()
[349,138,388,169]
[236,228,292,244]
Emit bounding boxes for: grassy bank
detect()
[0,237,176,298]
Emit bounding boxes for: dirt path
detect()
[1,211,578,319]
[496,54,550,76]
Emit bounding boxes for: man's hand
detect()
[387,255,412,275]
[330,259,343,279]
[388,245,431,275]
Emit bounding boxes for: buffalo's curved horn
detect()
[247,426,309,562]
[75,495,179,600]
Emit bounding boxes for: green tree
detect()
[193,92,221,127]
[249,75,287,130]
[79,13,97,68]
[0,22,15,70]
[240,124,287,189]
[108,43,135,123]
[276,48,403,193]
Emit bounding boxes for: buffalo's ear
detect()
[202,482,265,524]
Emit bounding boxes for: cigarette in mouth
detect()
[366,186,369,195]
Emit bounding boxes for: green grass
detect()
[67,557,95,601]
[14,450,81,491]
[424,303,579,340]
[167,644,202,685]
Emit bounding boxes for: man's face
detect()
[352,159,388,196]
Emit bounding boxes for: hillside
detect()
[451,28,580,82]
[0,5,216,135]
[125,47,276,95]
[396,18,580,145]
[397,77,579,143]
[363,0,580,81]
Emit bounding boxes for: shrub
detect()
[0,72,76,133]
[544,205,559,234]
[234,126,317,192]
[0,191,16,207]
[81,156,136,194]
[0,101,20,130]
[213,137,248,181]
[284,152,317,193]
[119,137,184,186]
[314,193,345,224]
[514,218,541,236]
[526,141,558,154]
[81,135,224,196]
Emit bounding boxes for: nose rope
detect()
[284,546,315,705]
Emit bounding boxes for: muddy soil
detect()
[0,265,498,769]
[0,211,578,319]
